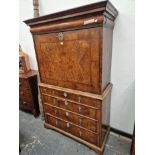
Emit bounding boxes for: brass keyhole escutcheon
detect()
[58,32,64,41]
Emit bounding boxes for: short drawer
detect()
[19,89,32,101]
[42,95,97,119]
[40,86,101,108]
[19,78,30,90]
[79,128,98,145]
[19,98,33,109]
[46,114,98,145]
[43,103,98,132]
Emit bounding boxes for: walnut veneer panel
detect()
[34,28,101,94]
[46,114,98,145]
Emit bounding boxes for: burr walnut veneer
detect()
[24,1,118,154]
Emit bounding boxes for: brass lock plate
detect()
[58,32,64,41]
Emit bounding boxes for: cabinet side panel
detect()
[102,91,111,126]
[29,75,40,116]
[32,35,44,84]
[102,26,113,91]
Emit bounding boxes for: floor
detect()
[19,110,131,155]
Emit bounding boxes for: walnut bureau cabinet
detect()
[24,1,118,154]
[19,70,40,117]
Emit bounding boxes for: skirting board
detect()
[110,127,132,139]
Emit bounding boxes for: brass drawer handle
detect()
[55,109,58,115]
[64,92,67,97]
[65,112,69,116]
[20,91,24,95]
[78,96,81,102]
[78,106,82,113]
[23,101,26,105]
[64,100,68,106]
[55,120,58,126]
[79,119,82,125]
[67,122,70,128]
[53,98,56,105]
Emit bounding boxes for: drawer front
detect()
[19,89,32,101]
[46,114,80,137]
[40,87,101,108]
[42,95,97,119]
[43,103,98,132]
[46,114,98,145]
[19,98,33,109]
[19,78,30,90]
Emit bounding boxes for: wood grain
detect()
[24,1,118,154]
[34,28,101,94]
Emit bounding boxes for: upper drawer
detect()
[34,27,102,94]
[19,89,32,102]
[40,86,101,109]
[19,78,30,90]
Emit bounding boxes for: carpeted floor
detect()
[19,110,131,155]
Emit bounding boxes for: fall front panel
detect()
[34,27,102,94]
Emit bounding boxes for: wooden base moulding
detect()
[44,123,110,155]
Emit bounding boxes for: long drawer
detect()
[43,103,98,132]
[46,113,98,145]
[19,89,32,101]
[19,98,33,110]
[42,94,98,119]
[19,78,30,90]
[40,86,101,109]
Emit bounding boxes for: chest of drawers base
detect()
[40,82,112,155]
[19,70,40,117]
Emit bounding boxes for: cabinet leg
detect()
[95,150,103,155]
[32,110,38,118]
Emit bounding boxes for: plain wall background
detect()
[19,0,135,134]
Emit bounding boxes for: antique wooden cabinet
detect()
[24,1,118,154]
[19,70,40,117]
